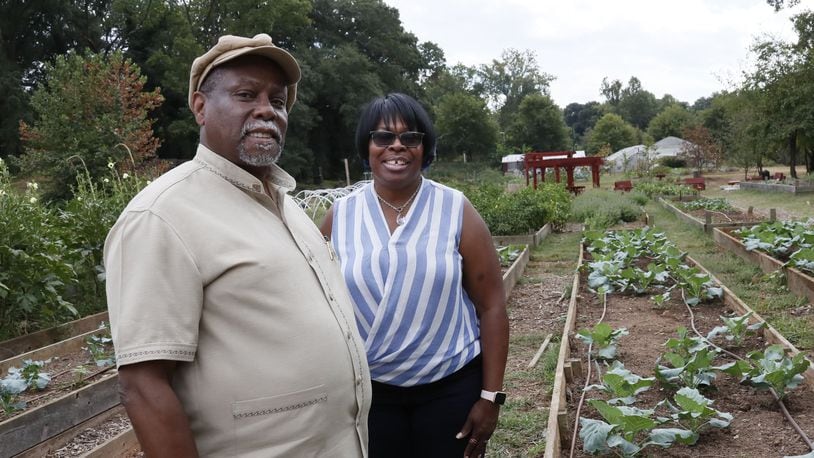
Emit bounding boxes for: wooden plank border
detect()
[16,405,127,457]
[657,197,768,233]
[0,327,109,376]
[0,312,108,361]
[544,238,814,456]
[83,426,138,458]
[712,227,814,305]
[492,223,552,247]
[0,374,120,457]
[502,245,530,301]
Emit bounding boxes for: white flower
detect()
[0,190,6,197]
[77,196,83,201]
[104,178,110,183]
[107,162,115,170]
[122,173,130,179]
[146,180,152,185]
[29,197,37,204]
[26,182,39,190]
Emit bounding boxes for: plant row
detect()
[463,182,571,235]
[735,219,814,274]
[575,228,811,457]
[0,157,149,340]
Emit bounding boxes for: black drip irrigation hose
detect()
[680,288,814,452]
[569,291,608,458]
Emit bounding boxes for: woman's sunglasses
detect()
[369,130,425,148]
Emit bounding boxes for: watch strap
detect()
[480,389,506,405]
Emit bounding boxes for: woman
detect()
[320,93,509,458]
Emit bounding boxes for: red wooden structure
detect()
[523,151,604,193]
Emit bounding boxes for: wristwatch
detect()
[480,389,507,405]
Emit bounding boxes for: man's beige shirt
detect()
[105,145,371,457]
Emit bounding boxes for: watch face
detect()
[494,392,507,405]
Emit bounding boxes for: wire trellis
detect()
[292,180,370,221]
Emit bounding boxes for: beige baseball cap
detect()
[188,33,301,112]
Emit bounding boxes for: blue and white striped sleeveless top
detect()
[331,179,481,386]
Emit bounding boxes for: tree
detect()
[647,104,697,140]
[505,94,569,152]
[585,113,638,155]
[477,49,554,129]
[617,77,660,130]
[680,125,722,173]
[18,51,163,199]
[564,101,603,146]
[600,77,623,107]
[745,10,814,179]
[435,93,499,162]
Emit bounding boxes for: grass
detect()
[703,187,813,220]
[645,200,814,353]
[488,230,581,458]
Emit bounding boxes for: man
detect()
[104,34,371,457]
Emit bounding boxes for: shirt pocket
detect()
[231,384,328,456]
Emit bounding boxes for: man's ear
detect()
[192,92,207,126]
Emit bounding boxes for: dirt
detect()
[683,208,766,225]
[0,347,115,422]
[561,267,814,457]
[46,413,141,457]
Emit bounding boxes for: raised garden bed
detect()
[713,227,814,304]
[501,244,531,301]
[658,197,769,233]
[493,223,552,247]
[740,181,814,194]
[0,311,109,361]
[1,325,119,457]
[545,229,814,458]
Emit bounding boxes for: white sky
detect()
[383,0,814,107]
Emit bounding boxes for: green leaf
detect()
[648,428,698,447]
[579,418,613,454]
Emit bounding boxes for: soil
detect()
[561,265,814,457]
[46,413,141,457]
[682,207,765,225]
[0,343,115,422]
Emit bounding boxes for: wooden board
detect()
[502,245,530,301]
[0,374,120,457]
[0,312,108,361]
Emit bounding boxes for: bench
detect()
[773,172,785,181]
[567,185,585,195]
[613,180,633,192]
[683,177,706,191]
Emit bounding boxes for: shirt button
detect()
[356,375,362,385]
[346,331,353,340]
[252,184,261,192]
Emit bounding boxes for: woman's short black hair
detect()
[355,93,436,169]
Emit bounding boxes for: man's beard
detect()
[237,140,283,166]
[238,121,284,166]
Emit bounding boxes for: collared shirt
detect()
[331,179,480,387]
[104,144,370,457]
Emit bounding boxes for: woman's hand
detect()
[457,399,500,458]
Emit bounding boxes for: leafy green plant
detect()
[576,323,629,361]
[0,359,52,413]
[84,322,116,367]
[580,400,695,457]
[735,220,814,274]
[679,197,733,212]
[672,265,723,306]
[721,344,810,399]
[706,312,766,346]
[656,327,722,389]
[496,245,523,268]
[660,387,732,439]
[585,361,655,405]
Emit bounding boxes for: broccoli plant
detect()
[83,322,116,367]
[721,344,810,399]
[706,312,765,347]
[580,400,695,457]
[655,327,722,389]
[585,361,655,405]
[672,266,723,306]
[576,323,629,361]
[0,359,52,413]
[660,387,732,440]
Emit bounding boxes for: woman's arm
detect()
[456,199,509,457]
[319,206,334,239]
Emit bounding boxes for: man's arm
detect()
[118,360,199,457]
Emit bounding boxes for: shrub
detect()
[0,158,150,340]
[634,181,694,199]
[465,182,571,235]
[571,190,643,230]
[659,156,687,168]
